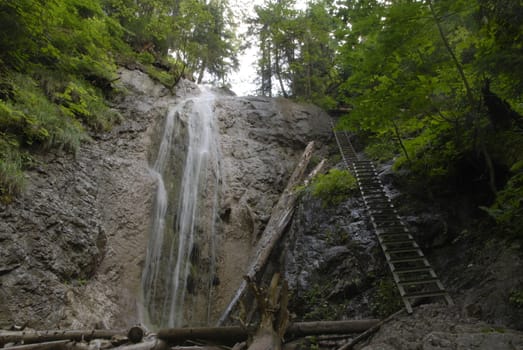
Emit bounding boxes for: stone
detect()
[360,306,523,350]
[0,68,334,328]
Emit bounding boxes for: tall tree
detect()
[250,0,338,105]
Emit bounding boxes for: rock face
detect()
[211,95,332,321]
[1,66,520,343]
[0,69,333,328]
[0,69,186,328]
[283,188,385,321]
[359,305,523,350]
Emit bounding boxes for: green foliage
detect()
[0,138,25,203]
[0,0,238,202]
[364,138,398,163]
[300,282,344,321]
[3,73,88,152]
[55,80,121,131]
[310,168,357,207]
[482,163,523,238]
[250,0,340,103]
[370,278,403,318]
[509,289,523,308]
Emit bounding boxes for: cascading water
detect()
[141,87,221,328]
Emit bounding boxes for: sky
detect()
[227,0,308,96]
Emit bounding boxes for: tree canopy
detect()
[250,0,523,237]
[0,0,238,202]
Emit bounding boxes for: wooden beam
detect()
[0,330,124,346]
[157,319,380,345]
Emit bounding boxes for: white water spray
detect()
[141,87,221,328]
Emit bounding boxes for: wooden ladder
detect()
[332,126,453,313]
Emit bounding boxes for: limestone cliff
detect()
[0,69,332,328]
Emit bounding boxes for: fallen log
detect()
[286,320,380,337]
[158,327,248,346]
[157,319,380,345]
[112,339,168,350]
[1,340,71,350]
[170,347,224,350]
[303,159,326,186]
[335,309,405,350]
[217,141,316,325]
[0,329,125,346]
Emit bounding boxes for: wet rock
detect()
[283,190,384,320]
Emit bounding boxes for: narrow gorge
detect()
[0,68,332,329]
[1,69,522,350]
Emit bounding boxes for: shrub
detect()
[311,168,357,207]
[509,289,523,308]
[481,161,523,239]
[370,278,403,317]
[365,140,398,163]
[0,137,25,203]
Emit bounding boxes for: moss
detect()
[310,168,357,207]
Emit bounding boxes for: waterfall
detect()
[141,87,221,328]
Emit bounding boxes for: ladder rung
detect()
[378,233,410,240]
[403,290,449,299]
[371,213,400,218]
[375,225,406,231]
[369,206,396,211]
[358,179,382,183]
[361,187,384,192]
[398,277,440,285]
[376,226,409,232]
[374,220,405,225]
[332,127,453,313]
[380,235,413,242]
[383,240,417,247]
[386,247,422,254]
[394,266,433,273]
[362,188,385,193]
[371,215,399,220]
[363,195,390,200]
[363,193,386,198]
[389,256,428,263]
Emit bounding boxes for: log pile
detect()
[0,318,380,350]
[0,275,380,350]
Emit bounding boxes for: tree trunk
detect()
[275,49,288,98]
[336,309,405,350]
[0,340,71,350]
[427,0,475,109]
[217,142,316,325]
[112,339,168,350]
[158,327,249,346]
[0,329,125,346]
[157,319,380,345]
[391,119,410,162]
[286,320,380,337]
